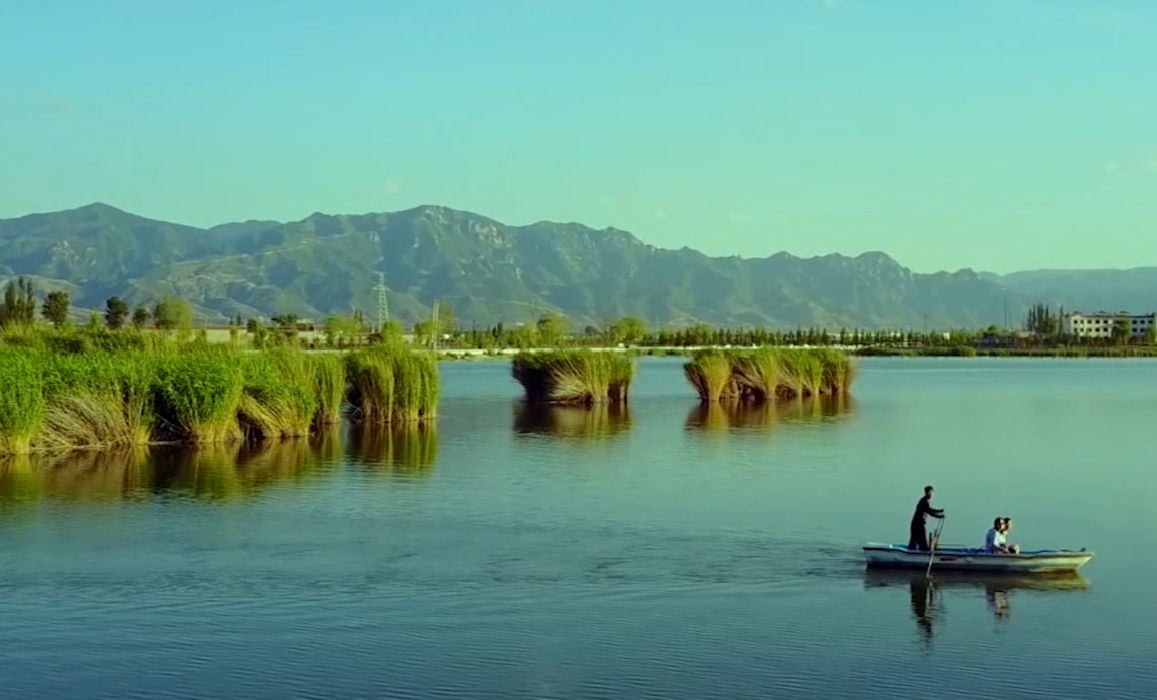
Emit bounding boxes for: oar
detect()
[925,516,945,578]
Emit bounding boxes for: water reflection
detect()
[863,570,1092,647]
[684,394,856,433]
[512,403,632,440]
[345,422,439,475]
[0,432,342,503]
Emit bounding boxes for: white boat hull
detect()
[862,543,1094,573]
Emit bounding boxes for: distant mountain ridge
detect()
[0,202,1149,329]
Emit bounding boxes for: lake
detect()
[1,356,1155,699]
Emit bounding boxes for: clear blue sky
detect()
[1,0,1154,273]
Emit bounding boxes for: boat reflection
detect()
[863,569,1092,647]
[512,403,632,441]
[684,394,856,433]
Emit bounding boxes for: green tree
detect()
[1024,303,1059,336]
[1112,317,1132,345]
[1147,325,1157,346]
[131,305,150,329]
[535,313,569,347]
[104,296,130,329]
[323,314,365,346]
[41,290,70,327]
[609,317,647,345]
[381,319,403,343]
[152,296,193,331]
[510,323,538,349]
[0,277,37,327]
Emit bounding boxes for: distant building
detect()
[1061,311,1156,339]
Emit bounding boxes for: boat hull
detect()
[862,544,1094,573]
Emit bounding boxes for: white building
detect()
[1061,311,1156,339]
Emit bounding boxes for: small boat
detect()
[862,543,1094,573]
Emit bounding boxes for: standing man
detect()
[908,485,945,551]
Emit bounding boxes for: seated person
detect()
[984,517,1017,553]
[1001,516,1021,554]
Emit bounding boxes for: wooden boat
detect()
[862,543,1094,573]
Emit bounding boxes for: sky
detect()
[1,0,1155,274]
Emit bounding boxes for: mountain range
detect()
[0,202,1152,330]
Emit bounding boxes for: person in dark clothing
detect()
[908,485,945,551]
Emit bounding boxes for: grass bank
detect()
[683,348,857,403]
[511,350,635,404]
[0,329,439,455]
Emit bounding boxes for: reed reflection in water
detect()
[863,569,1093,649]
[684,394,857,433]
[344,422,439,476]
[512,402,632,440]
[0,431,343,503]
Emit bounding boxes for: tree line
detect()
[3,278,1154,349]
[0,277,193,331]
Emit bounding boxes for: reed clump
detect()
[683,347,857,403]
[511,350,635,404]
[344,345,439,423]
[0,328,440,455]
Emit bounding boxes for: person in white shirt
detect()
[984,517,1021,553]
[1000,517,1021,554]
[984,518,1006,552]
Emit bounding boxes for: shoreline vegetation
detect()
[0,328,438,456]
[5,276,1155,360]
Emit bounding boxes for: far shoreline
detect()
[279,345,1157,361]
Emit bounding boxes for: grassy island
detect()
[683,348,857,403]
[511,350,635,404]
[0,329,439,455]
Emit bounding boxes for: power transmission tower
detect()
[431,299,440,353]
[374,272,390,333]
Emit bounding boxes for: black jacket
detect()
[910,495,944,526]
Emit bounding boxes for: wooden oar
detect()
[925,516,945,578]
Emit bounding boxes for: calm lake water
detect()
[2,357,1155,699]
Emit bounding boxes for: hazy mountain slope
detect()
[0,202,1037,329]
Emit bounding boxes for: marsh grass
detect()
[0,350,47,454]
[345,345,439,423]
[682,350,735,402]
[684,348,857,403]
[237,349,319,438]
[310,355,347,425]
[38,353,159,450]
[0,329,441,455]
[511,350,635,404]
[154,348,246,443]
